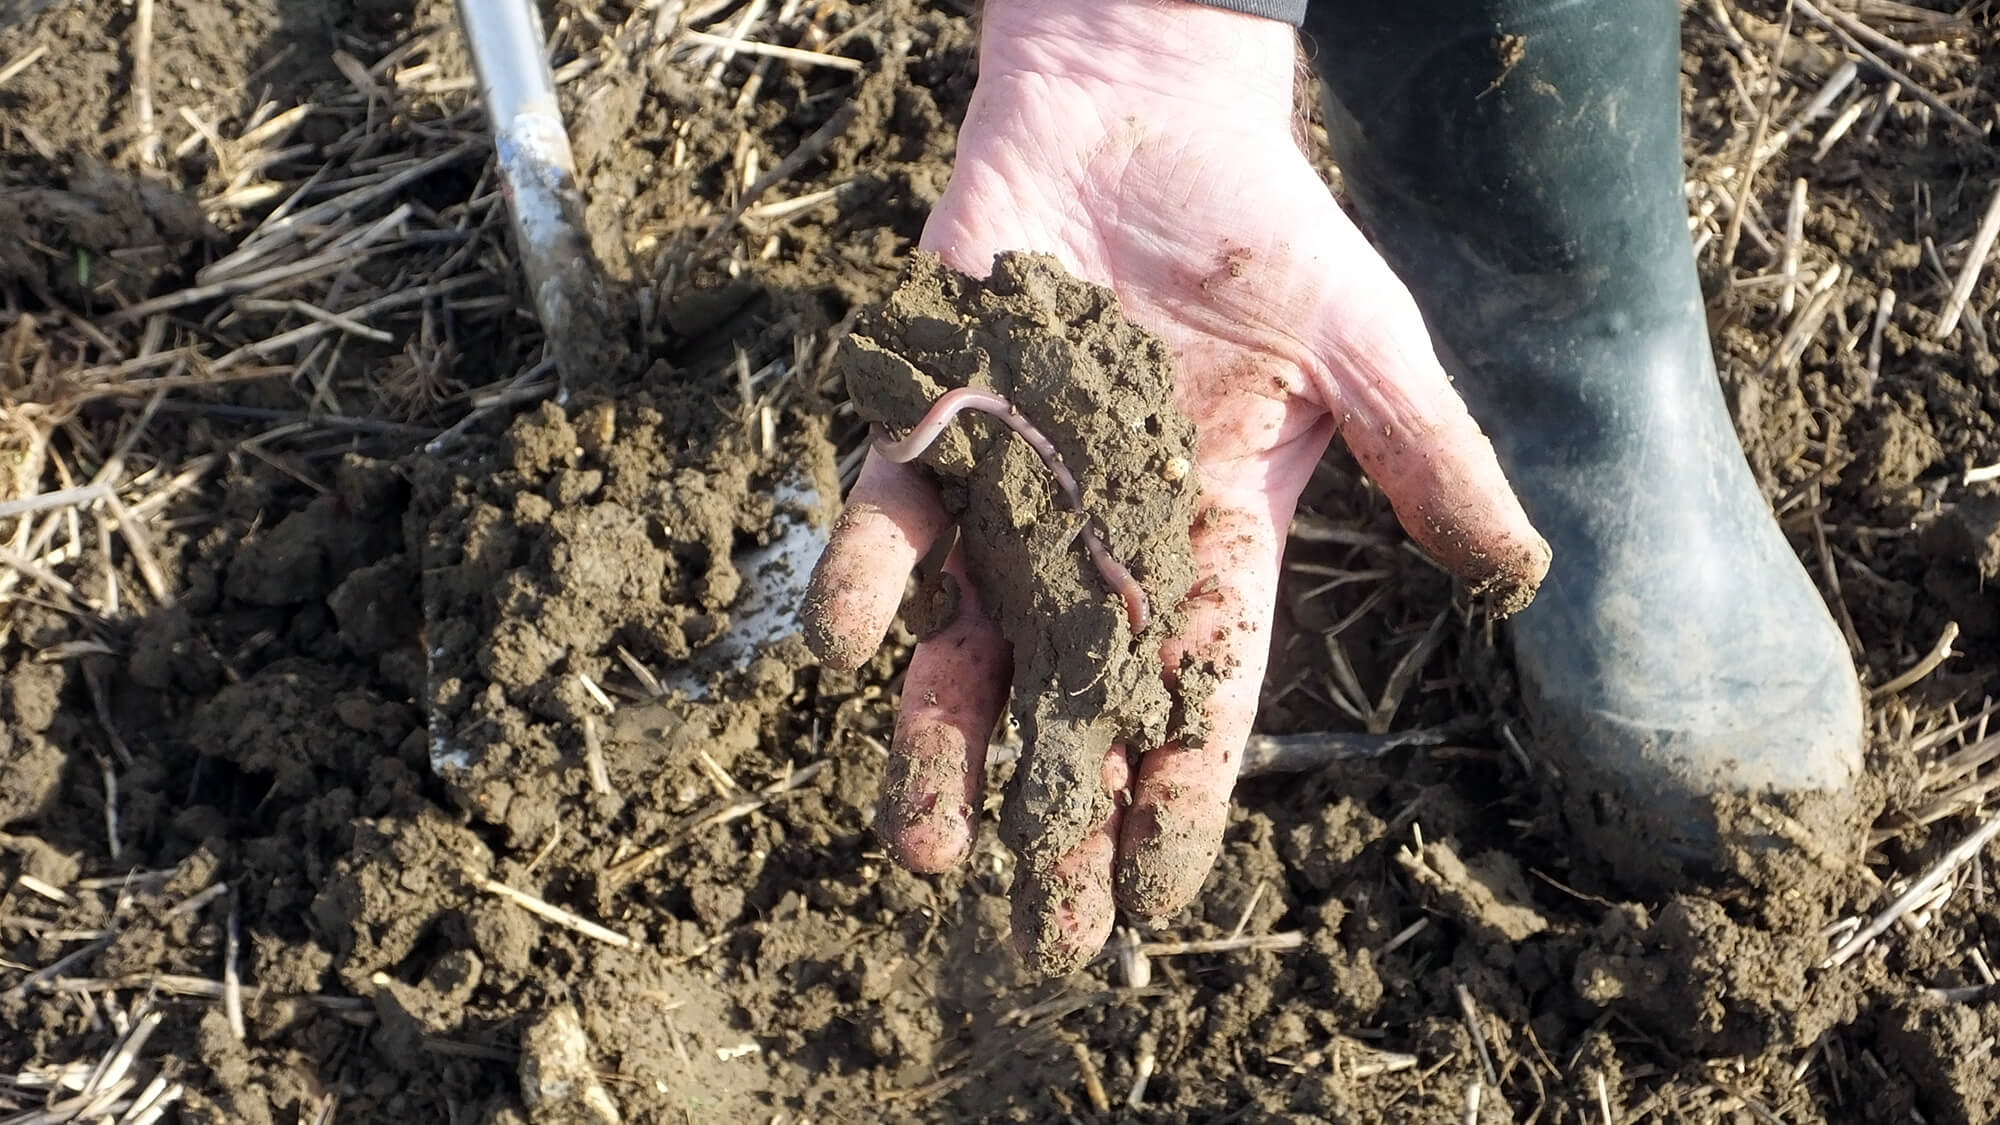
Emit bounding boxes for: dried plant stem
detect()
[602,761,829,889]
[1782,178,1807,314]
[1136,931,1303,958]
[1350,1047,1420,1079]
[700,0,771,85]
[224,901,246,1040]
[0,43,48,88]
[1379,917,1431,956]
[1721,2,1793,271]
[1814,94,1870,161]
[690,103,856,264]
[123,1075,185,1125]
[1070,1040,1111,1115]
[37,972,369,1012]
[1456,984,1500,1086]
[1865,287,1895,392]
[99,756,120,862]
[682,29,861,71]
[5,935,117,1001]
[198,143,478,284]
[1125,1038,1156,1110]
[1761,60,1858,168]
[582,715,613,796]
[1369,608,1450,733]
[1872,621,1960,699]
[1934,185,2000,339]
[17,1077,138,1124]
[1826,805,2000,967]
[163,882,228,918]
[0,483,112,522]
[476,876,634,949]
[1767,265,1845,372]
[15,875,76,905]
[1792,0,1982,137]
[210,275,487,374]
[132,0,161,166]
[107,250,373,325]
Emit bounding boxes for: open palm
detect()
[805,31,1548,972]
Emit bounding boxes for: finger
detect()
[1011,742,1131,976]
[799,453,954,672]
[1116,468,1302,923]
[878,549,1012,874]
[1314,247,1552,615]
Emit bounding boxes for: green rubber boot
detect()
[1303,0,1864,887]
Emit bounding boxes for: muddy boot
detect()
[1302,0,1864,887]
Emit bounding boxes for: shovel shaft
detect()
[456,0,611,385]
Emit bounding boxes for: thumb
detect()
[1309,239,1550,614]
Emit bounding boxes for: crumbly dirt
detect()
[6,0,2000,1123]
[832,251,1204,891]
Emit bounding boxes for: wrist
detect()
[977,0,1299,125]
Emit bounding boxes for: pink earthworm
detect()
[873,386,1152,631]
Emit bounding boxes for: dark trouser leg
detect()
[1302,0,1862,887]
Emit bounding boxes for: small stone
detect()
[520,1004,622,1125]
[1940,494,2000,579]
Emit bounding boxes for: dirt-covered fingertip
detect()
[877,800,975,875]
[798,458,955,672]
[1008,861,1115,978]
[1458,529,1552,619]
[798,581,865,673]
[1113,799,1225,924]
[1398,501,1552,620]
[877,718,986,876]
[1346,423,1552,620]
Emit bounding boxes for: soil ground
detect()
[3,1,2000,1123]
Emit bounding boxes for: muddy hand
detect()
[802,0,1550,971]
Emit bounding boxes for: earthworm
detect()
[873,387,1152,631]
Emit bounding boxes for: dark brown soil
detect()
[830,252,1208,969]
[5,1,2000,1123]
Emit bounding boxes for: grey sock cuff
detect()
[1186,0,1307,26]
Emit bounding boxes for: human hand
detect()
[803,0,1550,970]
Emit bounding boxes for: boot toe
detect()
[1518,595,1865,890]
